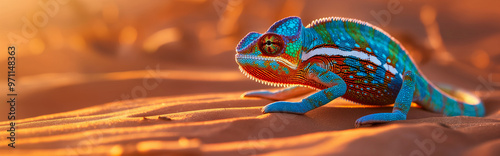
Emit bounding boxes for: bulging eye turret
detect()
[257,33,284,56]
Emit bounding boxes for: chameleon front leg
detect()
[243,86,316,101]
[262,63,347,114]
[355,71,416,128]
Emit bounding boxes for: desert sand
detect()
[1,68,499,155]
[1,0,499,155]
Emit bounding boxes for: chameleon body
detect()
[235,16,485,127]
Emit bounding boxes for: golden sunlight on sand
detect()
[1,0,499,155]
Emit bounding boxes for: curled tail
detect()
[414,76,485,117]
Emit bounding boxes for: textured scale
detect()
[235,16,485,127]
[302,17,412,105]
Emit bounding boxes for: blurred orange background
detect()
[0,0,499,120]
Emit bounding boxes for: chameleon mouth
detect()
[235,54,322,90]
[235,54,297,70]
[237,66,293,88]
[235,54,294,87]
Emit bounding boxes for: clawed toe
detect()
[354,120,373,128]
[354,118,370,128]
[261,101,308,114]
[354,112,405,128]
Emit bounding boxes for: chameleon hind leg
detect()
[355,71,416,128]
[262,63,347,114]
[243,86,316,101]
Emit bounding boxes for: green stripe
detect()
[387,40,399,63]
[312,23,333,44]
[344,22,369,48]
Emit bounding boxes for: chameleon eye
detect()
[257,33,284,56]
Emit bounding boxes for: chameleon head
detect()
[235,17,304,86]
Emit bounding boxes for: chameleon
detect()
[234,16,485,128]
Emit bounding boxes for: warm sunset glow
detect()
[420,5,436,26]
[136,139,201,153]
[45,27,65,49]
[456,90,482,105]
[119,26,137,45]
[420,5,454,65]
[91,20,110,39]
[102,2,119,22]
[142,28,180,53]
[471,50,490,69]
[28,38,45,55]
[0,1,496,156]
[217,0,243,36]
[68,34,87,51]
[109,145,124,156]
[101,69,245,81]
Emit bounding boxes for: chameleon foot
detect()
[355,112,405,128]
[261,101,309,114]
[354,71,416,128]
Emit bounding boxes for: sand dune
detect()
[1,70,499,155]
[1,0,499,155]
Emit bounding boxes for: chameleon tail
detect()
[414,76,485,117]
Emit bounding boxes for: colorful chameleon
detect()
[235,16,485,127]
